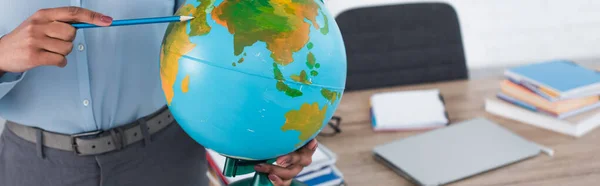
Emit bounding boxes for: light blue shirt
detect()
[0,0,185,134]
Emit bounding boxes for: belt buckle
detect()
[70,130,103,156]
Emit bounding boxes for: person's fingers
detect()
[276,139,317,167]
[299,139,318,155]
[297,151,313,167]
[35,6,112,26]
[283,151,312,167]
[37,50,67,67]
[287,139,317,167]
[254,164,304,181]
[282,152,302,167]
[45,21,76,41]
[268,174,293,186]
[276,154,292,167]
[268,174,283,185]
[38,36,73,56]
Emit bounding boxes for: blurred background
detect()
[327,0,600,70]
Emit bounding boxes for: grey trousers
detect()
[0,121,209,186]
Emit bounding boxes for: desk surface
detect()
[317,76,600,186]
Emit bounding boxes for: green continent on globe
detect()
[212,0,321,65]
[290,70,311,85]
[282,102,328,147]
[161,0,216,105]
[210,0,330,98]
[321,89,339,104]
[273,63,303,97]
[306,52,316,69]
[189,0,216,36]
[319,10,329,35]
[160,4,197,105]
[310,70,318,76]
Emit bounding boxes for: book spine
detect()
[205,152,230,185]
[496,93,560,118]
[485,99,578,137]
[506,77,559,102]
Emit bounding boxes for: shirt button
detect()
[83,99,90,106]
[78,44,85,51]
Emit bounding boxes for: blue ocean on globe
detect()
[159,0,347,160]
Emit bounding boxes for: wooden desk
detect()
[316,77,600,186]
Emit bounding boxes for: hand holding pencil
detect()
[0,6,192,74]
[0,6,112,73]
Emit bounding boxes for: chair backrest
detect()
[335,2,468,91]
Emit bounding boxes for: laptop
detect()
[373,118,552,186]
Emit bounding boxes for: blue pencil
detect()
[71,15,194,29]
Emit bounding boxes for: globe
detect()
[159,0,347,161]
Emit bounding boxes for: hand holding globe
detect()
[159,0,346,185]
[254,139,319,185]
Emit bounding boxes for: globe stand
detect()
[223,157,307,186]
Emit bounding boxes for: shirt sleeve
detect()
[0,72,25,99]
[0,32,26,99]
[174,0,186,12]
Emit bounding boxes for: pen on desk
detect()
[71,15,194,29]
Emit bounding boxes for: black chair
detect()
[335,2,468,91]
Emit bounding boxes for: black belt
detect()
[5,106,174,156]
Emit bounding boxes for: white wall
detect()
[326,0,600,69]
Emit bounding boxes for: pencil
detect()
[71,15,194,29]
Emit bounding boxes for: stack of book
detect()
[205,143,345,186]
[485,60,600,137]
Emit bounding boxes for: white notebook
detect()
[370,89,449,131]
